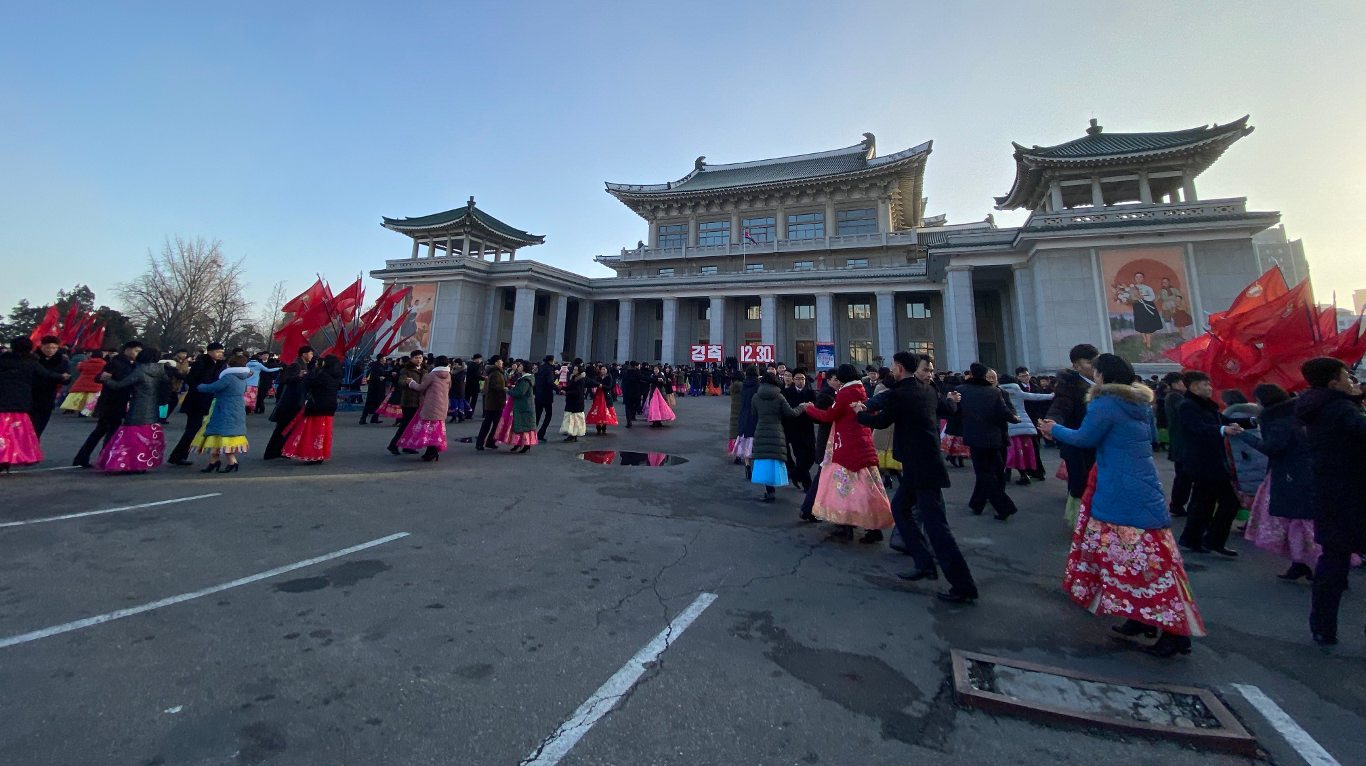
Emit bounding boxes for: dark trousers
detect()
[74,413,122,466]
[1027,434,1046,478]
[362,387,386,422]
[623,393,641,425]
[1169,462,1194,515]
[788,441,815,489]
[263,407,299,460]
[466,389,480,415]
[1059,444,1095,499]
[535,398,553,438]
[800,468,821,518]
[892,484,976,594]
[1311,548,1354,640]
[1180,477,1240,550]
[477,409,499,447]
[968,447,1018,517]
[29,405,54,437]
[168,413,205,464]
[388,407,418,450]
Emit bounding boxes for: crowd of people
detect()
[2,332,1363,651]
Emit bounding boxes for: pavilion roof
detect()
[995,117,1253,210]
[381,197,545,247]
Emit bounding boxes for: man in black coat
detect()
[166,343,226,466]
[621,361,643,428]
[255,353,280,414]
[1161,372,1192,517]
[1047,344,1099,515]
[73,340,142,467]
[781,370,816,490]
[360,354,389,424]
[263,346,316,460]
[957,362,1020,520]
[856,352,976,603]
[1175,371,1243,555]
[30,335,67,437]
[465,354,484,415]
[534,355,557,440]
[1295,357,1366,645]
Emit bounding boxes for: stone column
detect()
[481,286,499,354]
[815,292,834,344]
[776,201,788,240]
[1011,263,1036,370]
[462,232,471,258]
[708,296,726,350]
[875,291,897,360]
[410,238,420,259]
[575,300,594,361]
[1090,177,1104,208]
[616,298,634,362]
[730,212,741,244]
[510,287,536,360]
[943,266,978,372]
[445,234,455,258]
[648,221,659,247]
[824,198,837,237]
[427,240,437,258]
[876,197,891,232]
[761,294,777,347]
[1182,172,1198,202]
[1138,170,1153,204]
[661,297,678,365]
[508,248,517,261]
[688,215,699,247]
[1048,182,1064,212]
[548,293,568,360]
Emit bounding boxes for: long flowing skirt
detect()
[1063,466,1206,637]
[1005,434,1039,471]
[0,412,43,466]
[811,437,893,529]
[191,403,250,454]
[1243,476,1361,567]
[939,420,969,457]
[560,411,586,437]
[397,417,447,451]
[750,458,788,486]
[60,391,99,414]
[585,390,617,426]
[644,389,676,422]
[729,436,754,459]
[243,385,259,411]
[282,413,333,460]
[494,399,538,447]
[96,423,164,473]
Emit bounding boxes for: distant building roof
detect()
[382,196,545,248]
[996,117,1253,210]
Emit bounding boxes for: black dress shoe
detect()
[402,448,419,454]
[993,510,1015,521]
[859,529,884,544]
[1143,633,1192,657]
[1178,541,1207,554]
[969,507,984,516]
[1112,619,1159,638]
[897,569,939,582]
[937,590,977,604]
[1312,633,1338,647]
[1278,562,1313,581]
[1209,546,1239,557]
[798,513,819,524]
[387,446,400,455]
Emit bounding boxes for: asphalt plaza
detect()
[0,396,1361,765]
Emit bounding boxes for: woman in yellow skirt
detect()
[191,352,253,473]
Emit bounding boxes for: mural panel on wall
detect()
[394,283,437,353]
[1099,247,1195,363]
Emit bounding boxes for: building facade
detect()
[371,118,1286,373]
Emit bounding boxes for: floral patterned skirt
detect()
[729,436,754,459]
[1005,434,1039,471]
[96,424,164,472]
[939,420,969,457]
[0,412,43,466]
[282,414,332,460]
[397,417,447,451]
[494,399,538,447]
[811,438,893,529]
[243,385,259,411]
[1243,476,1361,567]
[1063,466,1206,636]
[60,391,99,415]
[560,411,586,437]
[585,390,617,426]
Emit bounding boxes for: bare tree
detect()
[257,280,290,354]
[117,236,254,350]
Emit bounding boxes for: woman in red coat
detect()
[61,353,106,416]
[800,364,893,541]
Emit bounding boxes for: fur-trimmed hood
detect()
[1087,382,1153,405]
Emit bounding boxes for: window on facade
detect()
[837,207,878,235]
[746,303,762,320]
[653,339,662,360]
[658,268,674,276]
[698,305,710,321]
[535,295,548,316]
[846,258,868,268]
[745,263,764,273]
[794,304,815,320]
[741,216,774,243]
[657,223,686,248]
[700,265,718,275]
[847,303,871,320]
[907,341,934,357]
[787,212,824,240]
[503,291,516,311]
[792,260,813,271]
[698,220,729,246]
[906,301,931,319]
[849,340,874,367]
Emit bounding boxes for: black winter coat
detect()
[95,354,140,419]
[750,383,796,462]
[858,376,955,489]
[781,386,816,451]
[31,351,67,413]
[737,376,760,438]
[1046,369,1092,430]
[1237,399,1312,520]
[0,352,64,413]
[303,368,343,416]
[563,373,587,413]
[1176,392,1231,480]
[272,359,315,422]
[1164,391,1186,464]
[102,362,168,426]
[1296,387,1366,552]
[534,365,556,403]
[955,378,1016,449]
[179,355,225,418]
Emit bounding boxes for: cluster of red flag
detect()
[28,303,106,350]
[272,278,414,366]
[1164,268,1366,394]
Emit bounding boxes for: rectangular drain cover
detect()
[951,650,1256,755]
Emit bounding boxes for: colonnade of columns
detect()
[408,235,519,262]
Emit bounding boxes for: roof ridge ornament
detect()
[1086,118,1103,136]
[468,195,476,208]
[862,132,876,155]
[694,156,706,171]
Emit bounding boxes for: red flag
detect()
[1204,335,1265,393]
[1209,280,1312,342]
[360,285,411,328]
[282,280,327,313]
[1325,317,1366,366]
[83,322,106,351]
[331,279,364,324]
[1207,268,1289,327]
[1162,333,1213,368]
[28,305,61,344]
[56,302,81,345]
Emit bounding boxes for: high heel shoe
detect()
[1112,619,1159,639]
[1278,562,1313,582]
[201,461,221,473]
[1143,632,1192,657]
[220,463,239,474]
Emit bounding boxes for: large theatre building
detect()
[370,117,1286,373]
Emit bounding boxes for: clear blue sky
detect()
[3,0,1363,318]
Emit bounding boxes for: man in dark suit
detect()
[465,354,484,415]
[1176,371,1243,555]
[1046,343,1099,517]
[534,355,556,440]
[620,361,643,428]
[166,343,227,465]
[262,346,316,460]
[30,335,67,437]
[957,362,1020,520]
[74,340,142,467]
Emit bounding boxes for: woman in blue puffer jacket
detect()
[1040,353,1205,659]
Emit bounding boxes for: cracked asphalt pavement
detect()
[0,397,1362,765]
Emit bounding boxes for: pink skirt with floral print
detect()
[397,417,447,451]
[0,412,43,466]
[96,424,164,473]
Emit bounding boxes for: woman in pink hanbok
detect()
[396,356,451,462]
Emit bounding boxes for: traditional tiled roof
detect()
[995,117,1253,210]
[382,197,545,246]
[605,135,932,198]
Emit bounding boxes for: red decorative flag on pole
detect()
[1206,267,1288,327]
[28,305,61,344]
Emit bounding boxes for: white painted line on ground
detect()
[1233,683,1341,766]
[14,465,82,473]
[521,592,718,766]
[0,493,223,529]
[0,532,410,650]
